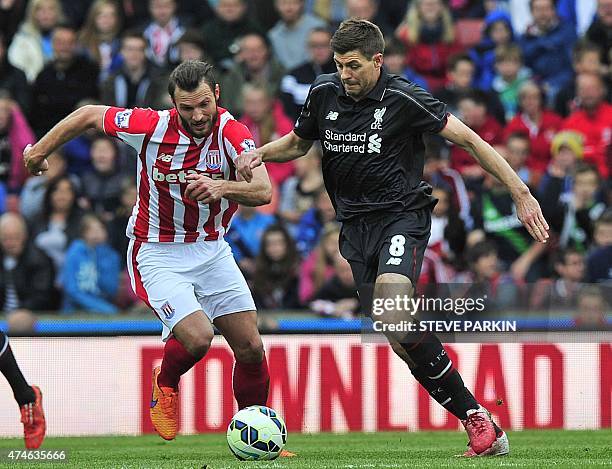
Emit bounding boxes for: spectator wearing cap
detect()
[562,73,612,179]
[538,130,584,202]
[504,80,563,174]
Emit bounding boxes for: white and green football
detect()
[226,405,287,460]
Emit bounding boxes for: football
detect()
[226,406,287,460]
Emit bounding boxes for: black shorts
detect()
[339,208,431,313]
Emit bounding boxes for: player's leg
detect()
[213,311,269,409]
[195,240,269,410]
[127,240,211,440]
[373,212,506,456]
[0,331,45,448]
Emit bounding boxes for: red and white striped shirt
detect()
[103,106,255,243]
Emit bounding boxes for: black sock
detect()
[0,332,35,406]
[402,332,479,420]
[411,366,458,416]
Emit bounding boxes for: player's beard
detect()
[180,106,218,139]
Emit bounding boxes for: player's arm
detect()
[439,114,549,243]
[24,105,108,175]
[235,131,314,183]
[185,165,272,206]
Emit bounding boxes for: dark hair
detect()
[448,53,474,72]
[595,208,612,227]
[573,40,601,63]
[177,29,206,50]
[121,28,146,45]
[467,240,497,266]
[253,224,300,294]
[79,213,105,238]
[53,21,77,35]
[168,60,216,99]
[505,131,530,144]
[331,18,384,58]
[553,247,583,267]
[457,89,488,108]
[574,161,599,180]
[42,175,78,222]
[384,37,406,57]
[529,0,558,10]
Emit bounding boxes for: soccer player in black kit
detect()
[237,19,550,457]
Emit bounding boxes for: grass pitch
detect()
[0,430,611,468]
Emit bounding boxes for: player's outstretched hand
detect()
[23,144,49,176]
[235,150,263,183]
[185,173,225,204]
[512,189,550,243]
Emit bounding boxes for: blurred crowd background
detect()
[0,0,610,328]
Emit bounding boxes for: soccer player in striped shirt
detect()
[24,61,279,445]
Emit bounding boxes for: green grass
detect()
[0,430,611,469]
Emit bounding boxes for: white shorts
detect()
[127,238,256,341]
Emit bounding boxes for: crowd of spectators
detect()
[0,0,610,325]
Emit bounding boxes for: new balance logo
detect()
[157,153,172,163]
[325,111,338,120]
[367,133,382,153]
[386,257,402,265]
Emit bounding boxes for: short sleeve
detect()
[103,107,159,152]
[401,83,448,134]
[222,119,257,162]
[293,84,321,140]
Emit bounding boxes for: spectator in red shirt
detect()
[504,80,563,174]
[395,0,459,91]
[239,83,295,188]
[450,91,503,181]
[562,73,612,179]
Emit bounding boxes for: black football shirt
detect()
[293,68,448,221]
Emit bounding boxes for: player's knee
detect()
[185,333,213,360]
[376,272,413,290]
[233,335,264,363]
